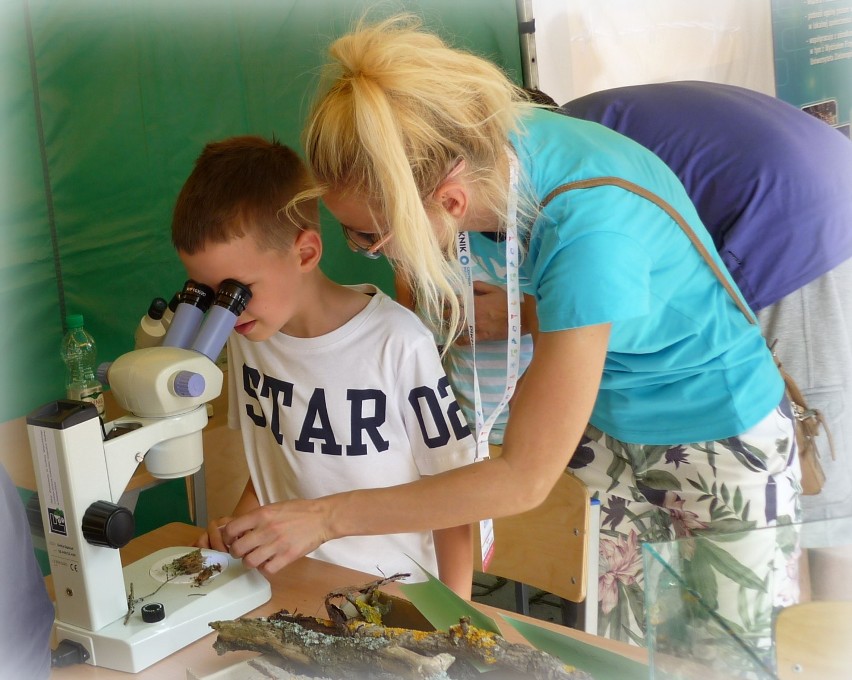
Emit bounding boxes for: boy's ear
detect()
[293,229,322,271]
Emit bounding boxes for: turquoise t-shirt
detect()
[491,108,783,444]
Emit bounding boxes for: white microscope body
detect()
[27,281,269,673]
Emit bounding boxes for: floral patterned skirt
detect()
[569,398,802,651]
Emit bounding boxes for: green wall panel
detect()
[1,0,521,422]
[0,0,61,421]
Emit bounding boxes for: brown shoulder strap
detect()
[542,179,837,463]
[540,176,757,325]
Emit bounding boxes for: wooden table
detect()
[49,523,645,679]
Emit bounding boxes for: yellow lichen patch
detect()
[354,601,384,625]
[448,622,500,663]
[347,621,409,638]
[449,623,498,649]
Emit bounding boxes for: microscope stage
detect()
[54,546,271,673]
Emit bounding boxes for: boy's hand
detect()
[195,516,235,552]
[220,499,330,575]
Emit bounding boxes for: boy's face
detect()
[178,234,305,342]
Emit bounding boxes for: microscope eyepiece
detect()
[161,280,215,349]
[213,279,251,316]
[179,280,215,313]
[189,279,253,362]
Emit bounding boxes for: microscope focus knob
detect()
[96,361,112,387]
[173,370,205,397]
[82,501,135,548]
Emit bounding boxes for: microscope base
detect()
[53,546,272,673]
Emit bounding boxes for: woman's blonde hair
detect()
[293,13,533,344]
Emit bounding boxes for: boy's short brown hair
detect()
[172,136,319,254]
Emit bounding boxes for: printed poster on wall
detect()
[771,0,852,138]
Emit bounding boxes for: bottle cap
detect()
[65,313,84,329]
[141,603,166,623]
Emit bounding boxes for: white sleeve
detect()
[395,331,477,475]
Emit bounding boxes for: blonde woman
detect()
[222,15,801,648]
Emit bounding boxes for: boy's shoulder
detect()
[348,284,434,338]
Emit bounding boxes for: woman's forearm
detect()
[325,456,535,540]
[323,323,608,540]
[223,325,609,576]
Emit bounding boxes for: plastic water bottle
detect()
[134,297,168,349]
[61,313,105,417]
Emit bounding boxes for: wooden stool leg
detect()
[560,598,581,628]
[184,467,208,527]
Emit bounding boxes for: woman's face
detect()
[322,191,399,260]
[323,189,457,261]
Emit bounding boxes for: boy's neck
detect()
[279,275,372,339]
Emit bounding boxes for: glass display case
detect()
[642,515,852,679]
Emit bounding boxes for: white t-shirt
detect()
[227,286,475,580]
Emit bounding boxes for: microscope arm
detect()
[102,407,209,503]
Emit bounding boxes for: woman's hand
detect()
[460,281,537,344]
[460,281,507,343]
[220,498,331,576]
[396,275,537,344]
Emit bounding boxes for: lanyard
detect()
[456,150,522,461]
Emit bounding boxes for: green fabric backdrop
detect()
[0,0,522,422]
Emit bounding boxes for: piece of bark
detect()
[212,616,457,679]
[348,618,591,680]
[211,615,591,680]
[210,573,593,680]
[323,573,410,627]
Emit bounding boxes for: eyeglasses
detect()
[341,224,393,259]
[339,157,465,259]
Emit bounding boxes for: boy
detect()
[173,136,474,597]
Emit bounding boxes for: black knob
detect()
[141,602,165,623]
[146,297,168,320]
[81,501,135,548]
